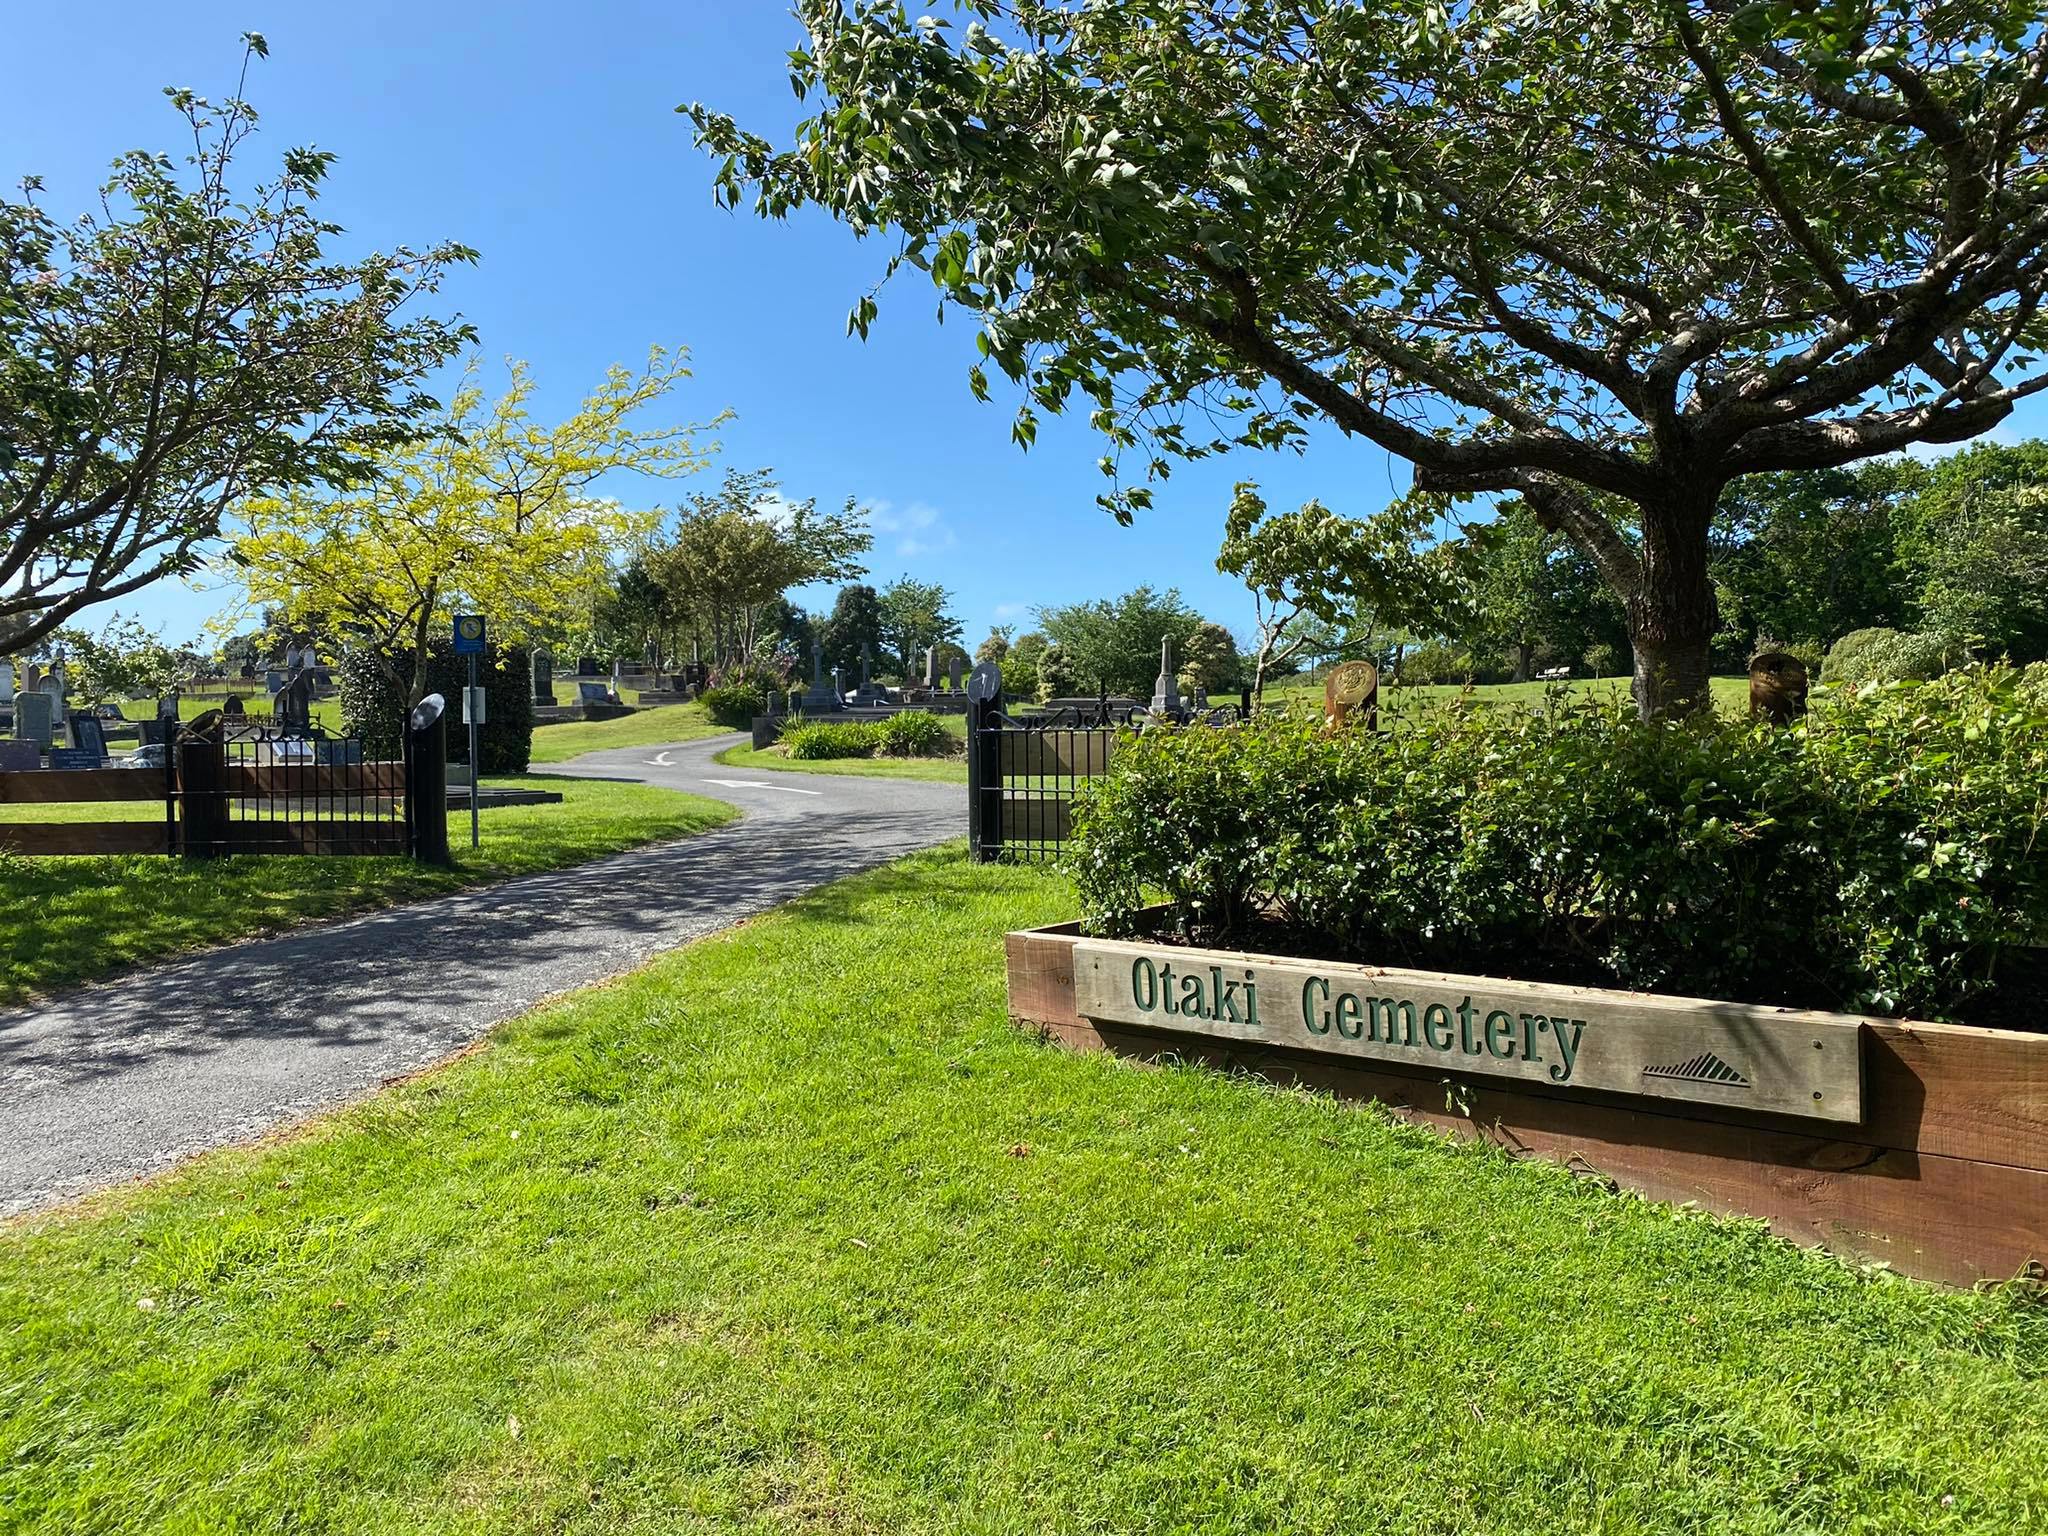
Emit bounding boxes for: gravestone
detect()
[264,669,285,695]
[14,690,54,750]
[532,648,556,705]
[0,739,40,772]
[577,654,601,678]
[48,746,98,771]
[1150,636,1182,715]
[41,665,64,722]
[947,654,964,694]
[222,695,246,717]
[0,662,13,703]
[802,638,839,711]
[924,646,940,690]
[21,663,41,695]
[577,680,613,707]
[68,714,108,762]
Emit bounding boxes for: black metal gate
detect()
[168,708,448,861]
[966,692,1248,863]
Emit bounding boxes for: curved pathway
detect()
[0,734,960,1217]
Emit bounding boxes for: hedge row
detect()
[335,641,535,774]
[1069,666,2048,1022]
[780,713,958,760]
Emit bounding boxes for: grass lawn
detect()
[3,850,2041,1534]
[0,777,735,1006]
[528,702,730,764]
[1264,672,1754,717]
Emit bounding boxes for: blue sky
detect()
[7,3,2043,653]
[3,0,1409,652]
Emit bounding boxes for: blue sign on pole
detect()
[452,614,487,655]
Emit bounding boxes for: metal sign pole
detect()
[452,613,489,851]
[467,650,481,848]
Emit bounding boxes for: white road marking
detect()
[649,750,675,766]
[702,778,825,797]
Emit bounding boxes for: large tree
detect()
[232,353,714,702]
[1036,585,1205,698]
[653,469,873,671]
[876,575,963,674]
[691,0,2048,715]
[3,36,473,652]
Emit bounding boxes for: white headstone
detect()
[0,662,13,703]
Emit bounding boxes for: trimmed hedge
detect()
[1822,627,1959,686]
[700,684,767,729]
[1069,666,2048,1023]
[780,713,960,760]
[336,641,535,773]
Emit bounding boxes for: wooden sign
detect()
[1323,661,1379,729]
[1070,939,1863,1123]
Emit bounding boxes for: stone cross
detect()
[803,637,838,709]
[859,642,873,692]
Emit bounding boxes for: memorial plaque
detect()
[1324,661,1380,728]
[0,740,40,772]
[48,747,100,771]
[1070,938,1863,1123]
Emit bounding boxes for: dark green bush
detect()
[701,684,767,729]
[336,641,534,773]
[1068,667,2048,1021]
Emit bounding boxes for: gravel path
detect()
[0,734,961,1216]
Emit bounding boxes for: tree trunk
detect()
[1509,641,1533,684]
[1627,509,1718,718]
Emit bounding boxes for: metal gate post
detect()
[405,694,452,867]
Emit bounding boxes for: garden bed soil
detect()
[1006,916,2048,1288]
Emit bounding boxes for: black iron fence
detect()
[0,702,452,863]
[967,693,1248,864]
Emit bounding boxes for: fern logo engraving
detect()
[1643,1051,1751,1088]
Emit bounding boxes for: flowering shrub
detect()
[1068,667,2048,1021]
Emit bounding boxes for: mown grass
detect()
[527,702,729,764]
[1263,672,1754,717]
[2,848,2041,1534]
[0,778,735,1005]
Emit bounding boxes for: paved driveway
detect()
[0,734,961,1216]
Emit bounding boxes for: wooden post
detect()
[177,729,229,860]
[406,694,452,866]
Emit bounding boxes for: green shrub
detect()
[700,684,767,729]
[1823,628,1958,686]
[336,641,534,773]
[781,719,885,758]
[878,711,955,756]
[776,712,959,759]
[1068,666,2048,1021]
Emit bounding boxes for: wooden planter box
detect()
[1006,920,2048,1287]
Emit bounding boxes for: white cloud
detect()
[992,602,1027,620]
[861,497,956,558]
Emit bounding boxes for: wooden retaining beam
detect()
[1005,920,2048,1288]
